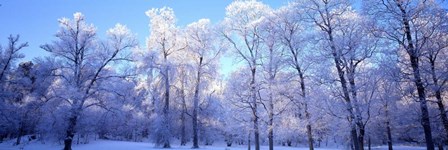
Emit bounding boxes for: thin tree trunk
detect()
[395,1,434,149]
[248,131,251,150]
[305,108,314,150]
[268,51,274,150]
[192,57,203,149]
[251,67,260,150]
[347,66,365,150]
[268,99,274,150]
[180,74,187,146]
[368,137,371,150]
[163,59,171,148]
[300,72,314,150]
[386,121,393,150]
[254,111,260,150]
[15,123,24,145]
[385,103,393,150]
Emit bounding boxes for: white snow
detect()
[0,139,426,150]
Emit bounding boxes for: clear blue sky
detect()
[0,0,289,58]
[0,0,289,75]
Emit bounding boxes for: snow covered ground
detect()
[0,139,426,150]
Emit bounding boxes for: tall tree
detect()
[259,11,287,150]
[221,1,271,150]
[145,7,183,148]
[419,4,448,144]
[275,3,315,149]
[363,0,448,149]
[41,13,137,150]
[303,0,377,149]
[185,19,221,148]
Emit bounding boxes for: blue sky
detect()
[0,0,289,75]
[0,0,289,58]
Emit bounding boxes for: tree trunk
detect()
[268,107,274,150]
[350,125,360,150]
[63,115,78,150]
[306,122,314,150]
[297,65,314,150]
[15,124,24,145]
[179,67,188,146]
[328,30,361,150]
[250,66,260,150]
[358,126,365,150]
[268,74,274,150]
[368,137,371,150]
[248,132,251,150]
[395,1,434,149]
[317,9,361,148]
[180,77,187,146]
[385,103,393,150]
[254,114,260,150]
[386,122,393,150]
[411,57,435,150]
[346,65,365,150]
[180,108,186,146]
[192,57,202,149]
[163,62,171,148]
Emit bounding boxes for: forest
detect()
[0,0,447,150]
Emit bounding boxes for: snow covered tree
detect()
[184,18,221,148]
[0,35,28,142]
[363,0,448,149]
[258,10,290,150]
[41,12,137,150]
[417,5,448,145]
[274,3,316,149]
[302,0,378,149]
[0,35,28,85]
[145,7,184,148]
[221,1,271,149]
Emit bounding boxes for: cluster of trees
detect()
[0,0,447,150]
